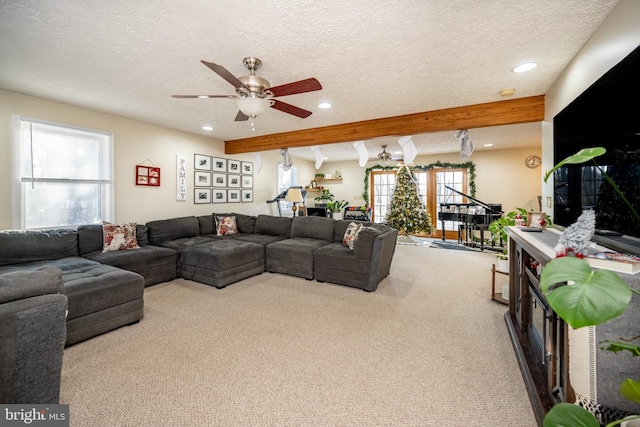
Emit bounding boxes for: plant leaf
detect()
[543,403,600,427]
[600,341,640,356]
[543,147,606,183]
[540,257,632,328]
[620,378,640,403]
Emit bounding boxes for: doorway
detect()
[369,167,469,240]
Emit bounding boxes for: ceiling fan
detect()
[376,145,403,165]
[172,57,322,121]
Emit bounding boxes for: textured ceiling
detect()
[0,0,619,162]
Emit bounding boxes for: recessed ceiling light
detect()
[512,62,537,73]
[198,95,210,99]
[318,102,332,109]
[499,88,516,96]
[483,143,494,147]
[202,125,213,131]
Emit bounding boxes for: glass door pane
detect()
[436,170,465,233]
[369,167,467,238]
[371,171,396,223]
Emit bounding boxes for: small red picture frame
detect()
[136,165,161,186]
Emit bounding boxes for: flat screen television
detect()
[553,44,640,256]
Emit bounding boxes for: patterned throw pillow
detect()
[102,222,140,253]
[215,215,239,236]
[342,222,362,250]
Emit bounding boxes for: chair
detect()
[0,266,68,404]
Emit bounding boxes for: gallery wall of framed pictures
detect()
[193,154,253,204]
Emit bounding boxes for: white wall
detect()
[539,1,640,400]
[541,0,640,216]
[314,146,543,216]
[1,89,543,230]
[0,89,315,229]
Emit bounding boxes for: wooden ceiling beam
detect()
[224,95,544,154]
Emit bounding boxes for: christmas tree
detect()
[385,165,434,235]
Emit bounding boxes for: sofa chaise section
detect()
[0,229,145,346]
[58,257,144,346]
[77,224,177,287]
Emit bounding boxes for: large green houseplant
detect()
[488,208,529,246]
[540,148,640,426]
[314,189,334,208]
[327,199,348,214]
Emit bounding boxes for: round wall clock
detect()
[525,155,542,169]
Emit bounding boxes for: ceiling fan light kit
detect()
[235,97,273,118]
[378,145,392,166]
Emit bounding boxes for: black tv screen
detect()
[553,44,640,255]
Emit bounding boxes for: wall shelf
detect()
[306,178,343,192]
[314,178,342,184]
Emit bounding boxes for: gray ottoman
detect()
[180,239,265,288]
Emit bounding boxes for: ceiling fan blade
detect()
[234,110,249,121]
[171,95,236,99]
[270,100,312,118]
[268,78,322,97]
[201,60,245,89]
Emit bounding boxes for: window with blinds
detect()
[277,163,298,215]
[14,116,114,229]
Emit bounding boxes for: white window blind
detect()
[277,163,298,215]
[14,116,114,229]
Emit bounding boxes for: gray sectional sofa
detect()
[0,230,145,347]
[0,213,398,347]
[1,266,67,404]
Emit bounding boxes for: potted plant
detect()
[495,249,509,272]
[540,148,640,426]
[488,208,528,245]
[488,208,529,271]
[314,189,334,208]
[327,200,348,220]
[541,257,639,427]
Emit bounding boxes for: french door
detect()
[370,167,468,240]
[370,171,396,224]
[433,169,468,240]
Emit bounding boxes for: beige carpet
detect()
[60,243,537,426]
